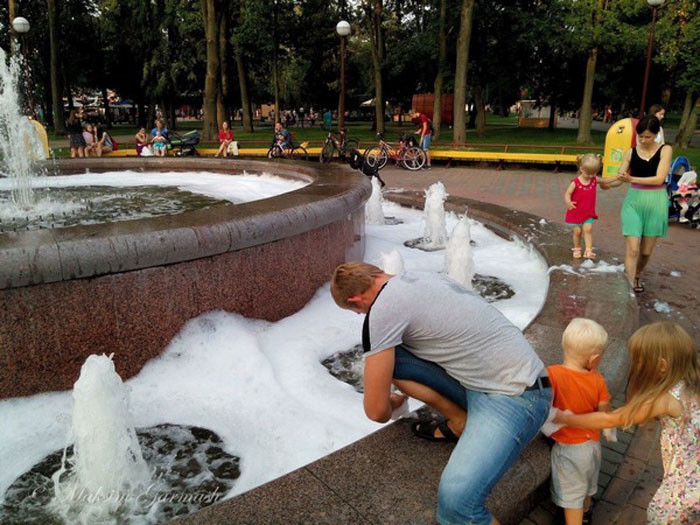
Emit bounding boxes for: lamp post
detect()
[10,16,30,57]
[336,20,351,133]
[639,0,664,118]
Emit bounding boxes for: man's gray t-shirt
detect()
[363,271,543,396]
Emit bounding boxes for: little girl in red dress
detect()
[564,154,620,259]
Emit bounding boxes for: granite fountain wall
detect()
[0,158,370,399]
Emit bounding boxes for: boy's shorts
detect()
[153,142,167,150]
[550,440,601,509]
[421,135,431,151]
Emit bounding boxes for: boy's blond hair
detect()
[576,153,602,175]
[562,317,609,359]
[330,262,384,309]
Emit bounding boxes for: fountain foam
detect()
[365,176,385,225]
[445,215,475,290]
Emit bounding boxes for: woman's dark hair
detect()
[648,104,664,117]
[636,115,661,135]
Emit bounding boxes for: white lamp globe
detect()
[336,20,351,37]
[12,17,30,34]
[647,0,664,6]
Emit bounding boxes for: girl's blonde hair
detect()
[620,321,700,428]
[576,153,602,175]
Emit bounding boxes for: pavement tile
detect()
[524,506,558,525]
[616,503,648,524]
[602,477,636,506]
[601,447,625,465]
[626,437,655,462]
[614,456,646,483]
[600,459,619,476]
[591,500,622,525]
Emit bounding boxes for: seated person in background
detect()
[273,121,291,149]
[547,318,613,525]
[82,123,97,156]
[151,118,169,141]
[134,127,149,156]
[215,122,234,157]
[95,127,114,157]
[151,130,168,157]
[674,171,698,223]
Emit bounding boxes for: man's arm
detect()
[363,347,400,422]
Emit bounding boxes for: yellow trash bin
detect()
[603,118,637,179]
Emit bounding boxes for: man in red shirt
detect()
[411,110,432,169]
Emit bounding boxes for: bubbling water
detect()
[378,249,405,275]
[365,176,385,225]
[445,215,475,290]
[0,47,45,208]
[422,182,448,249]
[50,354,151,524]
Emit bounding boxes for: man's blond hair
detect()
[562,317,608,359]
[331,262,384,309]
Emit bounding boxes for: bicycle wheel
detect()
[267,145,284,159]
[340,138,360,160]
[320,141,335,163]
[364,146,389,170]
[291,146,308,161]
[402,147,426,170]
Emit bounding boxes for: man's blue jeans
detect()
[393,345,552,525]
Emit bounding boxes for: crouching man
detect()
[330,262,552,525]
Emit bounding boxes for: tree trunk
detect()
[453,0,475,145]
[218,3,230,127]
[137,98,146,127]
[272,1,280,121]
[676,91,693,138]
[576,46,598,144]
[676,95,699,149]
[431,0,447,141]
[201,0,220,140]
[369,0,385,134]
[235,48,254,133]
[47,0,66,133]
[474,82,486,138]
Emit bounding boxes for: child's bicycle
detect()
[266,139,309,161]
[320,129,359,163]
[363,133,426,171]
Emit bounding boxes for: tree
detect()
[453,0,475,144]
[431,0,447,141]
[365,0,386,133]
[47,0,65,133]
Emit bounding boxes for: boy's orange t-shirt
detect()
[547,364,610,444]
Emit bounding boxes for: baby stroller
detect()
[168,130,200,156]
[666,156,700,227]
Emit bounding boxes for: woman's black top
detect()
[629,144,668,178]
[67,120,83,134]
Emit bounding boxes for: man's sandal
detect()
[633,277,644,294]
[411,419,459,443]
[572,248,582,259]
[583,250,596,259]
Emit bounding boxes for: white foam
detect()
[0,201,549,511]
[653,301,672,314]
[670,271,681,278]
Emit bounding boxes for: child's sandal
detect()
[583,250,596,259]
[572,248,582,259]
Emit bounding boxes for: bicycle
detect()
[319,129,359,163]
[266,140,309,161]
[363,133,426,171]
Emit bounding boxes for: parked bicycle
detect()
[363,133,426,171]
[266,139,309,160]
[320,129,359,163]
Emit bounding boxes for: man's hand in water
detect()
[390,392,408,409]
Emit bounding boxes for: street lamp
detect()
[336,20,351,133]
[639,0,665,118]
[12,17,30,34]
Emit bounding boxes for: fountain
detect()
[378,249,405,275]
[404,181,448,250]
[0,48,46,208]
[365,176,385,225]
[444,215,475,290]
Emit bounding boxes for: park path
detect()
[379,166,698,524]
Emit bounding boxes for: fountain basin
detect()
[0,158,370,399]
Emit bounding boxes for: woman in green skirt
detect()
[616,115,672,293]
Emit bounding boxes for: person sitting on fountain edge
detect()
[330,262,552,525]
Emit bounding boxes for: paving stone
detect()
[626,437,656,461]
[519,519,538,525]
[615,456,646,483]
[597,472,612,490]
[600,459,619,476]
[602,477,636,506]
[602,447,625,465]
[603,438,629,454]
[628,467,664,508]
[617,429,634,444]
[591,500,622,525]
[616,503,648,524]
[524,505,558,525]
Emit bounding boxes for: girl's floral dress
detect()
[647,382,700,524]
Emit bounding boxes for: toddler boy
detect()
[547,318,612,524]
